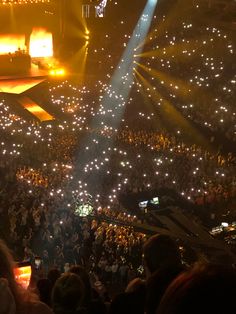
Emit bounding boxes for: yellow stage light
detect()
[0,34,25,54]
[29,28,53,58]
[57,68,65,75]
[49,68,65,77]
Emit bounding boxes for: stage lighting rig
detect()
[82,0,109,18]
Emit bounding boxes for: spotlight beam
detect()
[134,68,212,151]
[100,0,159,129]
[135,61,197,99]
[73,0,159,196]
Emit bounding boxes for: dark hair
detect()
[37,278,52,306]
[0,239,16,297]
[125,278,145,293]
[156,264,236,314]
[145,264,185,314]
[52,273,85,314]
[69,265,92,305]
[47,268,61,287]
[143,234,181,274]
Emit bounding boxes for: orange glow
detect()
[49,68,65,76]
[0,34,25,55]
[14,265,31,290]
[0,78,44,94]
[29,28,53,58]
[19,96,54,121]
[1,0,50,4]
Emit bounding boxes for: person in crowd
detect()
[143,234,183,277]
[47,268,61,288]
[143,234,186,314]
[70,265,107,314]
[69,266,92,306]
[156,263,236,314]
[1,77,236,314]
[0,239,52,314]
[36,278,52,307]
[51,272,85,314]
[109,278,145,314]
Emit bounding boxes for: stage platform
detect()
[0,64,53,122]
[0,64,48,94]
[0,77,46,94]
[18,96,54,122]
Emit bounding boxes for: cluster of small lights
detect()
[1,76,236,212]
[86,2,235,140]
[0,0,50,4]
[135,19,235,137]
[0,1,235,237]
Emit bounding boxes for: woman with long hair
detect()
[0,239,52,314]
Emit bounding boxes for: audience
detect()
[70,265,107,314]
[143,235,186,314]
[156,264,236,314]
[0,1,235,313]
[0,234,235,314]
[143,234,183,277]
[52,273,85,314]
[37,278,52,307]
[109,278,146,314]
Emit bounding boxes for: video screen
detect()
[150,196,159,205]
[138,196,160,211]
[138,200,148,209]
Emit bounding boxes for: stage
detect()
[0,62,48,94]
[0,62,55,121]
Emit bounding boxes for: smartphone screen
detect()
[14,262,32,290]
